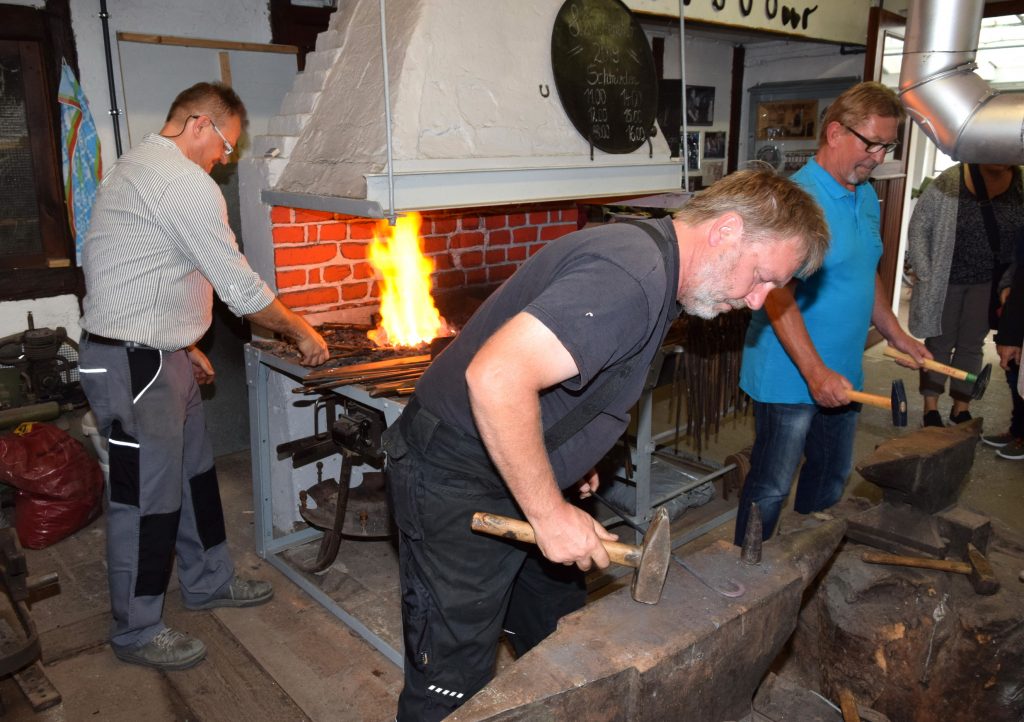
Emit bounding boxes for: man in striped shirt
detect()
[78,82,328,672]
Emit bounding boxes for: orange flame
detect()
[366,212,447,347]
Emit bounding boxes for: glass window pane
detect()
[0,42,42,258]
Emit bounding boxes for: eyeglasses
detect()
[843,124,899,154]
[189,114,234,156]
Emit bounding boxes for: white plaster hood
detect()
[260,0,680,216]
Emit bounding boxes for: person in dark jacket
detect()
[988,227,1024,460]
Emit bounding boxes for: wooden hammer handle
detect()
[471,512,642,568]
[883,347,972,382]
[845,390,891,411]
[862,551,971,574]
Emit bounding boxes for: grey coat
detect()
[907,165,962,339]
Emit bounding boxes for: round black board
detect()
[550,0,658,154]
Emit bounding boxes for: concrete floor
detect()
[4,289,1022,721]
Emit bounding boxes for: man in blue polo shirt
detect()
[734,82,931,544]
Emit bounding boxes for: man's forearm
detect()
[246,298,316,344]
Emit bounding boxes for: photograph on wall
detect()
[686,131,700,171]
[756,99,818,140]
[703,131,726,159]
[685,85,715,127]
[702,160,724,185]
[657,80,682,158]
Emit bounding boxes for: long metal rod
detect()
[98,0,123,157]
[679,0,688,190]
[379,0,397,225]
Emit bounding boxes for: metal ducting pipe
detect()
[899,0,1024,163]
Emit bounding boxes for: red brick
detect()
[275,244,337,267]
[369,281,380,299]
[423,236,448,254]
[512,227,538,244]
[294,209,334,223]
[276,269,306,289]
[323,264,352,283]
[466,268,487,285]
[435,270,466,289]
[432,218,457,234]
[341,283,370,301]
[485,248,506,265]
[461,216,481,230]
[508,213,527,227]
[353,261,375,279]
[451,231,485,249]
[507,245,527,262]
[431,253,454,271]
[272,225,305,244]
[270,206,293,224]
[280,286,338,309]
[349,222,379,240]
[309,268,321,284]
[317,222,348,241]
[540,222,577,241]
[341,242,367,260]
[488,264,517,282]
[484,214,508,230]
[459,251,483,268]
[529,243,547,256]
[488,229,512,247]
[528,211,550,224]
[560,207,579,223]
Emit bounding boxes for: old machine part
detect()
[472,508,672,605]
[276,395,392,573]
[0,313,83,409]
[0,528,61,712]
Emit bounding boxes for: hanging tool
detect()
[471,507,672,605]
[883,347,991,400]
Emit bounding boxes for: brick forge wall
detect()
[270,202,581,318]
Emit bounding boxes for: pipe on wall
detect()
[899,0,1024,164]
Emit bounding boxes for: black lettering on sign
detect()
[551,0,658,154]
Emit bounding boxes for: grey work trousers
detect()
[921,282,991,403]
[79,339,233,647]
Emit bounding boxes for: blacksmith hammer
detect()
[846,379,908,427]
[471,507,671,605]
[883,347,992,401]
[861,543,999,595]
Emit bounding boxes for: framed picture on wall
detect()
[703,131,726,159]
[702,160,724,185]
[686,131,700,171]
[756,99,818,140]
[685,85,715,127]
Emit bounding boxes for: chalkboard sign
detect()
[550,0,658,154]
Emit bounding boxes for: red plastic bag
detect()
[0,422,103,549]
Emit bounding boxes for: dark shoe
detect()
[112,627,206,671]
[996,437,1024,461]
[922,410,944,428]
[982,431,1014,448]
[185,577,274,610]
[949,410,972,425]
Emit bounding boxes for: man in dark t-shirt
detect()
[384,168,830,722]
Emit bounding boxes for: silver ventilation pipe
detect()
[899,0,1024,163]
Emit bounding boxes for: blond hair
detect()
[675,167,829,278]
[819,81,903,145]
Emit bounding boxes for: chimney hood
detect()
[259,0,680,218]
[900,0,1024,164]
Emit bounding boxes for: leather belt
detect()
[80,330,157,350]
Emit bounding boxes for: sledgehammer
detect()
[883,347,992,400]
[471,507,671,604]
[845,379,908,427]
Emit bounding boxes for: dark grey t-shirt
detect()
[414,217,681,488]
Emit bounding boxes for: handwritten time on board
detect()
[551,0,658,154]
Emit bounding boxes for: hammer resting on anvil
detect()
[861,543,999,595]
[845,379,908,427]
[471,507,671,605]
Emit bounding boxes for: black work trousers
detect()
[384,398,586,722]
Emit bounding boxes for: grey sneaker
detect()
[185,577,274,610]
[112,628,206,671]
[982,431,1015,448]
[996,437,1024,461]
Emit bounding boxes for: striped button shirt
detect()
[81,134,275,351]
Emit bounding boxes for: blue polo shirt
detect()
[740,158,882,404]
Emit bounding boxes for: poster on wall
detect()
[703,131,726,159]
[756,99,818,140]
[686,131,700,171]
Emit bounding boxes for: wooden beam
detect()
[219,50,232,86]
[117,32,297,55]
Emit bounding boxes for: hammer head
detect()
[631,507,671,605]
[971,363,992,401]
[890,379,908,427]
[966,543,1000,595]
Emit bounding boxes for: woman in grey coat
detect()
[907,163,1023,427]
